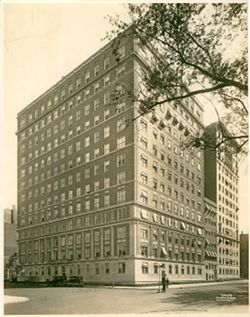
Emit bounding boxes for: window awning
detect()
[150,114,159,123]
[161,216,166,224]
[205,250,210,257]
[197,228,203,235]
[159,120,166,129]
[172,117,179,126]
[180,222,186,230]
[205,239,210,245]
[184,128,190,136]
[178,122,184,131]
[153,213,157,222]
[165,110,172,120]
[161,247,167,256]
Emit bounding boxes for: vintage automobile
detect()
[47,275,67,287]
[65,276,84,287]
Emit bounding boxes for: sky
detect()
[2,1,249,233]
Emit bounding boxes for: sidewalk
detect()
[113,279,245,290]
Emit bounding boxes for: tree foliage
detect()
[5,252,22,280]
[108,2,248,153]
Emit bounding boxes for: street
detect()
[4,280,249,315]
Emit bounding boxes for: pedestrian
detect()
[166,276,169,288]
[161,274,166,293]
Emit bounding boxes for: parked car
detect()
[65,276,84,287]
[47,275,67,287]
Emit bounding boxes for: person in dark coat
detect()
[161,274,166,293]
[166,276,169,288]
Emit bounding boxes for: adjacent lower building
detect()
[204,198,217,281]
[240,232,249,279]
[16,30,239,284]
[204,123,240,280]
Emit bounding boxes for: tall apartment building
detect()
[4,205,18,279]
[17,31,207,285]
[204,122,240,280]
[4,205,17,224]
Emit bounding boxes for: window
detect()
[141,246,148,257]
[117,154,126,167]
[85,71,90,83]
[118,262,126,274]
[85,120,90,129]
[140,173,148,184]
[85,168,90,179]
[94,148,100,158]
[94,115,100,125]
[85,199,90,211]
[104,144,110,155]
[116,102,126,113]
[117,136,126,149]
[84,104,90,116]
[103,74,110,87]
[104,178,110,188]
[104,92,110,105]
[68,115,73,125]
[94,131,100,143]
[85,153,90,162]
[104,57,110,70]
[76,187,81,197]
[141,228,148,239]
[95,263,100,274]
[142,263,149,274]
[76,78,81,89]
[104,193,110,206]
[94,82,100,93]
[117,171,126,184]
[118,242,126,256]
[141,191,148,204]
[153,162,158,172]
[117,189,126,203]
[104,126,110,138]
[104,109,110,120]
[117,118,126,132]
[117,226,126,239]
[76,141,81,152]
[117,65,126,78]
[105,263,110,274]
[104,160,110,172]
[140,119,147,131]
[168,140,172,149]
[94,98,100,110]
[117,46,125,60]
[85,184,90,194]
[94,64,100,77]
[140,137,148,149]
[197,162,201,171]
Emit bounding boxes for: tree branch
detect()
[215,134,248,148]
[133,83,231,121]
[221,92,248,114]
